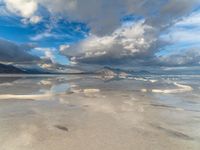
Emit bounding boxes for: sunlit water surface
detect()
[0,74,200,150]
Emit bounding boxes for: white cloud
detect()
[59,44,70,52]
[4,0,41,24]
[161,11,200,43]
[61,21,157,65]
[22,15,42,24]
[176,11,200,27]
[29,15,42,24]
[40,0,200,67]
[30,31,70,41]
[0,3,10,16]
[23,0,199,35]
[159,49,200,66]
[1,0,200,68]
[35,47,56,63]
[162,28,200,43]
[4,0,37,17]
[30,33,56,41]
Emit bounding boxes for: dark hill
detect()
[0,63,26,74]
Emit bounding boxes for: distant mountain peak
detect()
[99,66,151,75]
[96,68,117,76]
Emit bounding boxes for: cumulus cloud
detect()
[0,39,40,64]
[54,0,199,68]
[36,0,199,35]
[34,47,56,63]
[3,0,41,24]
[1,0,200,68]
[60,21,161,66]
[22,15,42,24]
[3,0,198,34]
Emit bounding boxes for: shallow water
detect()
[0,75,199,150]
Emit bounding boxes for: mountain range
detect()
[0,63,152,75]
[0,63,26,74]
[0,63,50,74]
[96,66,151,76]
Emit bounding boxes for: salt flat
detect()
[0,75,199,150]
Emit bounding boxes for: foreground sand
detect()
[0,75,199,150]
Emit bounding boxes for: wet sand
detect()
[0,75,200,150]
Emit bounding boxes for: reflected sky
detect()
[0,75,200,150]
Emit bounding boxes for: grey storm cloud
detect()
[2,0,200,68]
[54,0,199,67]
[0,39,40,64]
[60,21,160,66]
[36,0,199,34]
[4,0,199,34]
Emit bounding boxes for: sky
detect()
[0,0,200,72]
